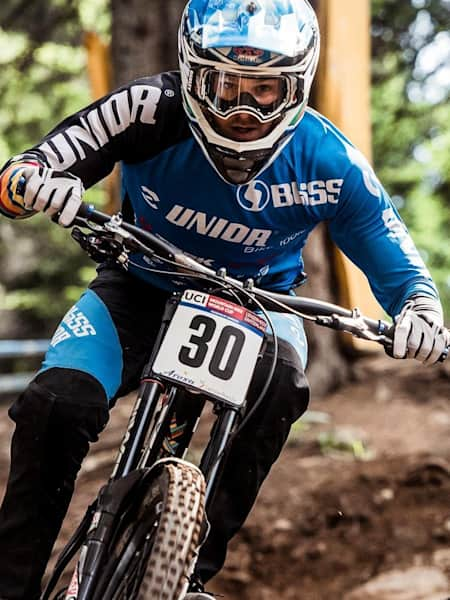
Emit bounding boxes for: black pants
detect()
[0,267,309,599]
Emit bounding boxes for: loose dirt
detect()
[0,355,449,599]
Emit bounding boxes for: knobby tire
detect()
[100,462,205,600]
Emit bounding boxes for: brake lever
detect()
[71,227,129,264]
[317,315,448,363]
[315,313,391,344]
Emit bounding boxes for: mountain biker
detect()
[0,0,449,598]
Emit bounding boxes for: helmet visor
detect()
[203,70,296,122]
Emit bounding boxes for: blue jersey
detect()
[29,72,437,317]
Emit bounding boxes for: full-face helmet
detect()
[179,0,320,184]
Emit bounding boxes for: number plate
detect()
[152,290,266,406]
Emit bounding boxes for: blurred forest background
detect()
[0,0,449,339]
[1,6,449,597]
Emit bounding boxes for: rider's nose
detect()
[233,112,257,125]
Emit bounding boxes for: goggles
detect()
[196,69,304,123]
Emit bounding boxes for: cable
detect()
[128,257,281,465]
[128,255,318,321]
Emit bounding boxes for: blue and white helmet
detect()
[179,0,320,184]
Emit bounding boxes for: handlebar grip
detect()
[383,323,395,341]
[383,321,448,363]
[75,203,111,225]
[365,321,447,363]
[16,176,26,198]
[76,203,96,220]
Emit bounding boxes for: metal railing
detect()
[0,340,49,395]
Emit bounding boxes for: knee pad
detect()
[9,368,109,443]
[9,368,110,503]
[247,338,310,437]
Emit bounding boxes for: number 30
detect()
[179,315,245,380]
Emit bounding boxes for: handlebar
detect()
[73,203,397,350]
[72,202,449,362]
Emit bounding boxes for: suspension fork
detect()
[111,294,180,480]
[110,287,242,509]
[110,379,170,480]
[200,405,241,511]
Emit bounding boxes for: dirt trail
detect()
[0,356,449,598]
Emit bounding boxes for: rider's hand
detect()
[0,156,84,226]
[17,164,84,226]
[393,296,449,364]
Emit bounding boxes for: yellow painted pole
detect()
[84,32,120,213]
[315,0,384,349]
[316,1,372,160]
[84,32,112,100]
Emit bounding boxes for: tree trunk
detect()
[111,0,184,86]
[110,0,350,396]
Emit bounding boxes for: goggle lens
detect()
[204,71,290,120]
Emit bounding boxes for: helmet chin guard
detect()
[179,0,320,184]
[208,142,277,185]
[190,116,297,184]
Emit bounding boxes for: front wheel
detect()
[100,461,206,600]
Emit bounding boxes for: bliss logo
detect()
[237,180,270,212]
[141,186,160,210]
[237,179,344,211]
[51,307,97,347]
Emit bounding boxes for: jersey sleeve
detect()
[23,72,189,189]
[328,148,439,317]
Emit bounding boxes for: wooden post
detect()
[84,32,112,99]
[84,32,120,213]
[314,0,384,349]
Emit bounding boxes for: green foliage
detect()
[0,0,110,335]
[0,0,110,158]
[371,0,450,319]
[0,0,449,336]
[318,430,373,461]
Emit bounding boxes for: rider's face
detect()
[207,73,283,142]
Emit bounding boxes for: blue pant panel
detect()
[39,289,123,400]
[264,311,308,369]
